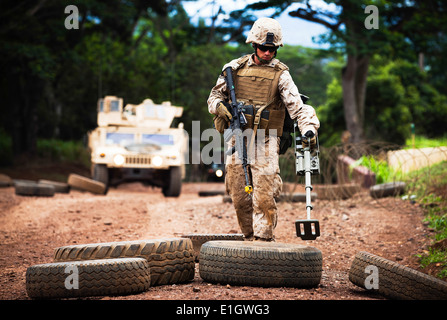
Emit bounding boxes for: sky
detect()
[182,0,339,48]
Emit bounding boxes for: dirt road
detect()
[0,181,433,300]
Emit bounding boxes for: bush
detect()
[0,130,13,166]
[405,161,447,279]
[37,139,90,167]
[351,155,402,184]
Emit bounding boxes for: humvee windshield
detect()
[105,133,135,146]
[142,134,174,146]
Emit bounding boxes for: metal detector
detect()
[294,123,320,240]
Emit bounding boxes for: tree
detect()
[287,0,391,143]
[0,0,168,156]
[246,0,446,143]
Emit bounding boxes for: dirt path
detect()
[0,181,433,300]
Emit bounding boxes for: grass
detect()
[37,139,90,167]
[406,160,447,279]
[418,248,447,279]
[352,152,447,279]
[0,131,90,169]
[404,135,447,149]
[351,155,402,184]
[0,130,13,166]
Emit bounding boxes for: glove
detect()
[302,130,317,148]
[216,101,232,122]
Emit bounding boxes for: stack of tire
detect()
[25,238,195,299]
[12,173,107,197]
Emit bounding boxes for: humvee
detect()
[87,96,188,196]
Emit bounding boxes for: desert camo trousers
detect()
[225,134,282,240]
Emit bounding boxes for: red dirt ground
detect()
[0,173,437,301]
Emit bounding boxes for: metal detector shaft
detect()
[304,142,313,220]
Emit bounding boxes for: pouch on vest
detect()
[241,105,254,130]
[258,108,285,137]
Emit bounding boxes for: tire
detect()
[53,238,195,286]
[370,182,406,199]
[38,179,70,193]
[92,164,109,192]
[14,180,55,197]
[198,190,225,197]
[26,258,150,299]
[199,241,322,288]
[0,174,12,187]
[349,251,447,300]
[162,167,181,197]
[277,192,317,202]
[181,233,244,261]
[223,193,316,203]
[67,173,106,195]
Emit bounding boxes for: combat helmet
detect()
[246,17,283,47]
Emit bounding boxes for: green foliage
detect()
[279,46,333,107]
[319,54,447,146]
[405,160,447,278]
[389,60,447,139]
[417,248,447,279]
[364,63,412,145]
[405,160,447,203]
[352,155,401,184]
[316,77,345,147]
[37,139,90,167]
[350,154,447,279]
[0,129,13,166]
[1,0,446,158]
[173,43,250,133]
[404,135,447,149]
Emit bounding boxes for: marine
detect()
[207,17,320,241]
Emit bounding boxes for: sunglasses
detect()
[257,45,279,53]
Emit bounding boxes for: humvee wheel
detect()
[92,164,109,193]
[162,166,182,197]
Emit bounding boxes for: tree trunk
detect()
[44,80,62,138]
[341,54,370,143]
[11,73,42,157]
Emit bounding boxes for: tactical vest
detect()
[233,55,288,137]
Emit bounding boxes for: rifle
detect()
[222,66,253,195]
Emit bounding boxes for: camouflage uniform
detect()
[207,18,320,241]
